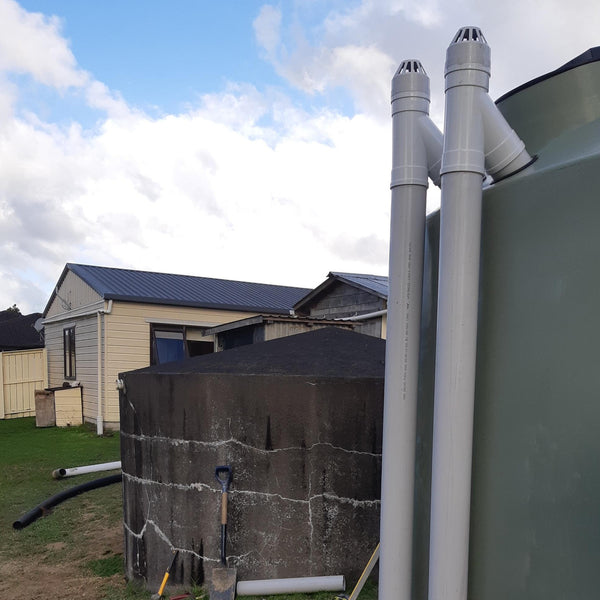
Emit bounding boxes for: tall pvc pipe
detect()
[428,27,532,600]
[379,60,442,600]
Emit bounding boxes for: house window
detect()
[63,326,76,379]
[151,327,185,365]
[150,325,214,365]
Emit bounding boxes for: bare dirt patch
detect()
[1,497,134,600]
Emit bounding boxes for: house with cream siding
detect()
[43,264,311,433]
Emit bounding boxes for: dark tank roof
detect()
[124,326,385,378]
[497,46,600,104]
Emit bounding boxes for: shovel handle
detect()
[221,491,228,525]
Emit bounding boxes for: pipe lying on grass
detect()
[13,473,122,530]
[236,575,345,596]
[52,460,121,479]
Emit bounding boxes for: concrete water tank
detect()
[118,327,384,591]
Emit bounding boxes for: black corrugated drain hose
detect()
[13,473,122,530]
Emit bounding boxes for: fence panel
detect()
[1,349,47,419]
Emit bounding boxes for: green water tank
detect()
[414,47,600,600]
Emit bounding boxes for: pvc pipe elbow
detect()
[391,59,443,188]
[480,94,533,180]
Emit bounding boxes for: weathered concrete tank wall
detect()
[119,328,384,591]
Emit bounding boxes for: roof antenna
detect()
[54,286,72,311]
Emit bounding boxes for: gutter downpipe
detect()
[428,27,532,600]
[96,300,113,436]
[379,60,442,600]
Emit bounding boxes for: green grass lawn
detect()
[0,417,377,600]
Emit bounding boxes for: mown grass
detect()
[0,417,130,598]
[1,418,378,600]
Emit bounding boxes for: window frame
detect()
[63,326,76,380]
[150,324,214,365]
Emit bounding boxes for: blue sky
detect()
[18,1,284,116]
[2,0,600,313]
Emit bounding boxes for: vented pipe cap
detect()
[445,26,491,91]
[392,59,430,115]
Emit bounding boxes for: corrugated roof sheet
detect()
[293,271,389,311]
[61,264,311,315]
[329,272,389,298]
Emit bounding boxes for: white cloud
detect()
[2,0,600,315]
[0,0,87,89]
[253,4,282,58]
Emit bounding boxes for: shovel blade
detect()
[209,566,237,600]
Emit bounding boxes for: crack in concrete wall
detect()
[120,372,384,588]
[122,431,381,457]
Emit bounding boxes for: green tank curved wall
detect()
[414,55,600,600]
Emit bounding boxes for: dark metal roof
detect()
[0,313,44,351]
[329,272,389,298]
[46,263,311,316]
[293,271,389,311]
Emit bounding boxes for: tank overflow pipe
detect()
[428,26,533,600]
[379,59,443,600]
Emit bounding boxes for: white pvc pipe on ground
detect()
[236,575,345,596]
[379,60,442,600]
[52,460,122,479]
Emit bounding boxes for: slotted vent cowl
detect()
[452,26,487,44]
[396,59,427,76]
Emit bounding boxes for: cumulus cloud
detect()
[0,0,87,88]
[2,0,600,314]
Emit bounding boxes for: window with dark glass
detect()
[151,327,185,365]
[63,326,76,379]
[150,325,214,365]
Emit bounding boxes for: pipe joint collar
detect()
[441,148,485,176]
[445,68,489,92]
[391,164,429,188]
[391,95,430,116]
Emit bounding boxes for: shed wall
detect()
[301,281,386,321]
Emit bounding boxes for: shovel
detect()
[209,466,237,600]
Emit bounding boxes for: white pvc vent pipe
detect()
[236,575,345,596]
[379,59,442,600]
[428,27,532,600]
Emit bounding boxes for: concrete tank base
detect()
[119,328,384,591]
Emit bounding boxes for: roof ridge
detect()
[68,263,312,290]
